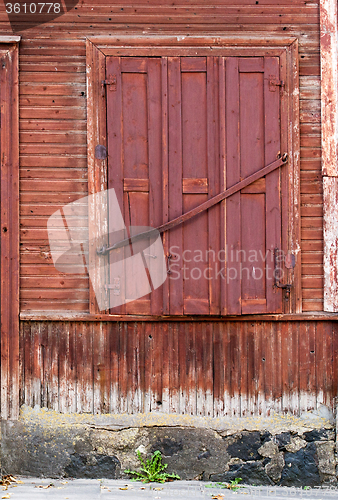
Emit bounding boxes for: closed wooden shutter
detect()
[106,55,285,315]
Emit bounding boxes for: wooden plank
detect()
[225,57,241,315]
[182,178,208,194]
[168,57,183,315]
[0,43,20,419]
[147,57,163,315]
[123,178,149,192]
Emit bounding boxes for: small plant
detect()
[229,478,242,491]
[124,450,180,483]
[206,478,242,491]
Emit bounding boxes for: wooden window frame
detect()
[86,35,301,318]
[0,37,20,419]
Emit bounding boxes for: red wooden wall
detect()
[0,0,321,314]
[20,320,338,416]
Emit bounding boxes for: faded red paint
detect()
[20,320,338,417]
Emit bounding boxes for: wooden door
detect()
[106,55,285,315]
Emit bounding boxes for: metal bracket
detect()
[102,75,117,91]
[269,77,285,94]
[274,248,292,301]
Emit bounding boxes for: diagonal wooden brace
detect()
[98,153,288,256]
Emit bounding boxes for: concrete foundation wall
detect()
[1,406,337,487]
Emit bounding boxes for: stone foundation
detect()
[1,405,336,487]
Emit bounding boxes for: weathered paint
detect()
[323,177,338,311]
[20,320,338,417]
[320,0,338,311]
[320,0,338,177]
[0,40,20,420]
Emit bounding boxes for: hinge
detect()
[269,77,285,93]
[102,75,117,91]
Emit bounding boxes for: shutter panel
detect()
[106,55,284,316]
[106,56,164,315]
[167,56,223,315]
[225,57,283,314]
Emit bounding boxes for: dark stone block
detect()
[197,450,211,460]
[150,437,183,457]
[274,432,291,451]
[261,432,272,445]
[280,443,320,487]
[65,453,120,479]
[210,461,274,486]
[226,431,261,461]
[303,429,331,442]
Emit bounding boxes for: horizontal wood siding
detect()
[20,320,337,416]
[0,1,322,312]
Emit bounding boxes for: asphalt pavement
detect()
[2,478,338,500]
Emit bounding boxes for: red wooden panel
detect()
[168,57,184,314]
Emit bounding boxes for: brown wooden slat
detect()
[123,178,149,192]
[182,178,208,194]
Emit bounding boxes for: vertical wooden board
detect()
[87,40,108,315]
[109,322,120,414]
[206,57,221,315]
[161,322,170,413]
[262,322,272,415]
[186,322,197,415]
[222,322,232,416]
[239,69,266,311]
[264,57,283,313]
[195,322,205,416]
[219,57,227,316]
[168,57,183,315]
[48,322,60,412]
[178,322,188,414]
[241,194,266,303]
[31,322,42,408]
[22,322,32,407]
[332,322,338,407]
[281,322,299,414]
[213,322,224,416]
[118,322,128,413]
[299,322,316,412]
[143,323,152,412]
[314,321,333,408]
[203,322,214,416]
[147,57,164,315]
[161,57,170,315]
[225,58,241,315]
[67,322,77,413]
[122,72,148,179]
[75,322,93,414]
[181,66,209,314]
[242,322,255,416]
[151,322,163,412]
[270,322,282,415]
[254,322,265,415]
[126,323,138,413]
[93,322,110,413]
[239,71,265,179]
[58,322,70,413]
[169,323,179,413]
[106,57,125,315]
[229,322,241,416]
[1,44,19,419]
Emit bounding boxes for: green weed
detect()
[124,450,180,483]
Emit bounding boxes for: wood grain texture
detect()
[19,319,337,417]
[12,3,322,313]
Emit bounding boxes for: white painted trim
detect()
[0,36,20,43]
[320,0,338,311]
